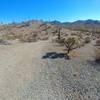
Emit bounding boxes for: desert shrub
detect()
[0,38,8,45]
[2,34,18,40]
[77,33,83,39]
[57,38,65,45]
[95,39,100,46]
[92,36,96,40]
[0,38,5,43]
[19,32,38,42]
[71,32,77,36]
[94,46,100,61]
[94,39,100,61]
[63,36,79,54]
[52,36,64,44]
[78,39,85,47]
[84,36,91,43]
[40,36,48,40]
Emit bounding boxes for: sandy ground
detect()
[0,41,50,100]
[0,40,100,100]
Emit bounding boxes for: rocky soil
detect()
[0,40,100,100]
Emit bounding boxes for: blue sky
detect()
[0,0,100,23]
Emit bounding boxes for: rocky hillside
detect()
[0,20,57,42]
[0,20,78,42]
[0,19,100,43]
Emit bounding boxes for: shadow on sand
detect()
[42,52,70,60]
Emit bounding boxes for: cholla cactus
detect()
[63,36,79,54]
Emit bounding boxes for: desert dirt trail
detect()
[0,41,66,100]
[0,40,99,100]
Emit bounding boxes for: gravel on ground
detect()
[0,41,100,100]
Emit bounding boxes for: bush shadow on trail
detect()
[42,52,70,60]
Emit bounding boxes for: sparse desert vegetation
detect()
[0,0,100,99]
[0,20,100,100]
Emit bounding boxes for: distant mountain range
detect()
[50,19,100,33]
[50,19,100,25]
[71,19,100,25]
